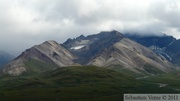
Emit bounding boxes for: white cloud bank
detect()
[0,0,180,55]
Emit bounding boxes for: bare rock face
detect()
[28,40,76,66]
[2,40,76,75]
[2,58,26,76]
[88,38,174,73]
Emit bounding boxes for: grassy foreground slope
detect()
[0,61,179,101]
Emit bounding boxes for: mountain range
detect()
[1,30,180,101]
[1,30,176,76]
[0,51,14,68]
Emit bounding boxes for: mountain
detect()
[1,30,176,76]
[124,34,176,48]
[63,30,175,74]
[2,40,76,75]
[63,30,124,64]
[88,38,173,73]
[166,39,180,65]
[124,34,180,65]
[0,51,14,68]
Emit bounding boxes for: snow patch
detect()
[70,45,85,50]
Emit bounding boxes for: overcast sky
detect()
[1,0,180,56]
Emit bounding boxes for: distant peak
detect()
[100,30,122,34]
[46,40,56,43]
[78,34,85,38]
[43,40,59,46]
[124,32,173,38]
[76,34,85,40]
[111,30,123,35]
[111,30,119,33]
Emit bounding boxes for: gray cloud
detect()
[0,0,180,56]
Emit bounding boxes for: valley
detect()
[0,66,180,101]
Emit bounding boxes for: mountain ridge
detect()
[88,38,173,73]
[124,33,180,65]
[1,30,177,75]
[2,40,77,75]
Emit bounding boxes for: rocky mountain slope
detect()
[166,39,180,65]
[125,34,180,65]
[88,38,173,73]
[63,30,124,64]
[64,30,175,74]
[2,40,76,75]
